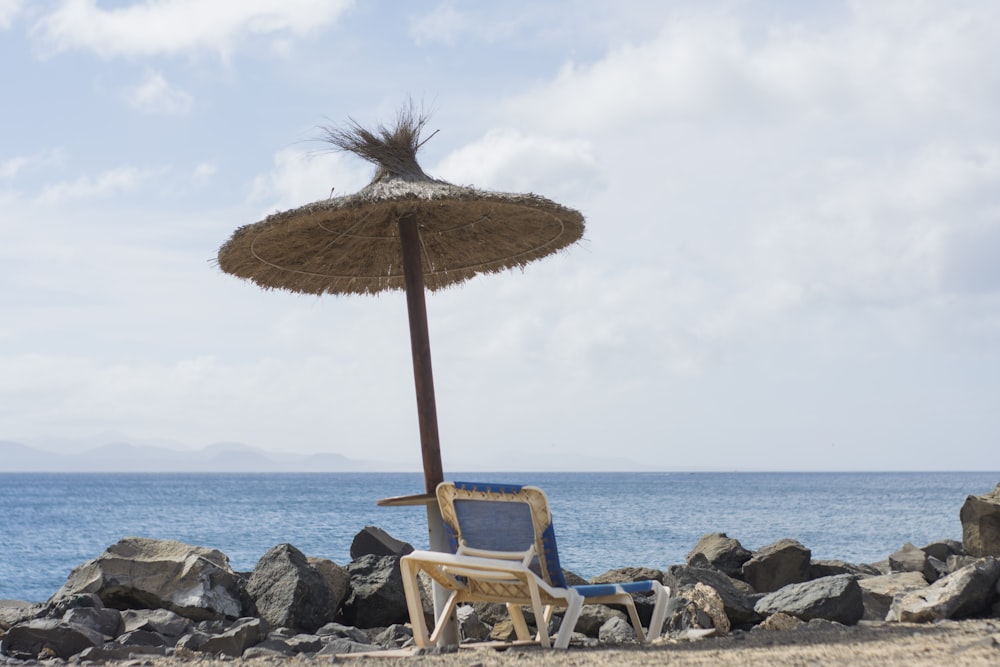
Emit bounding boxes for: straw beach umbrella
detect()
[217,106,584,499]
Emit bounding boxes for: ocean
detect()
[1,471,997,603]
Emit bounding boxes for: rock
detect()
[889,542,942,583]
[0,600,36,632]
[285,633,324,653]
[810,560,880,579]
[49,537,243,621]
[115,628,169,646]
[688,583,730,636]
[372,623,413,648]
[573,605,626,637]
[663,564,761,627]
[960,484,1000,557]
[121,608,192,637]
[753,611,804,631]
[857,571,928,621]
[316,621,371,644]
[196,617,269,657]
[456,605,490,641]
[754,574,863,625]
[308,556,351,613]
[591,567,664,584]
[489,617,518,642]
[244,640,295,659]
[686,533,753,578]
[921,539,966,562]
[563,570,589,586]
[246,543,335,633]
[350,526,414,559]
[340,555,408,628]
[887,557,1000,622]
[62,606,123,638]
[77,644,169,661]
[598,615,637,644]
[742,539,811,593]
[0,618,104,660]
[317,637,380,654]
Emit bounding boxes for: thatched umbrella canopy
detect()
[217,108,585,495]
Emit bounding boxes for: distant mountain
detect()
[0,439,387,473]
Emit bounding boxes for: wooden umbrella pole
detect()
[397,211,444,494]
[398,211,458,646]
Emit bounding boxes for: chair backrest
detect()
[436,481,568,588]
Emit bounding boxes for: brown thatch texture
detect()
[217,112,585,296]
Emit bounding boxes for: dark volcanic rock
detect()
[246,543,335,633]
[350,526,414,559]
[340,555,409,628]
[742,539,812,593]
[754,574,863,625]
[686,533,753,578]
[887,557,1000,622]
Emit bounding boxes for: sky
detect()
[1,0,999,472]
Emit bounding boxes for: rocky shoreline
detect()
[2,483,999,664]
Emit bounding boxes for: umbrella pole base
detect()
[426,501,460,646]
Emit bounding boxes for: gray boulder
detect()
[196,617,269,657]
[960,483,1000,557]
[318,637,379,654]
[590,567,664,584]
[742,539,811,593]
[308,556,351,613]
[663,564,761,626]
[49,537,243,621]
[115,628,169,646]
[0,618,104,660]
[921,539,966,562]
[573,604,627,637]
[373,623,414,648]
[598,615,637,644]
[456,605,490,641]
[121,608,192,637]
[754,574,863,625]
[340,555,408,628]
[62,606,123,638]
[246,543,335,633]
[316,621,371,644]
[887,557,1000,622]
[810,560,880,579]
[686,533,753,578]
[285,633,324,653]
[889,542,943,583]
[857,571,928,621]
[350,526,414,559]
[0,600,35,632]
[78,644,169,661]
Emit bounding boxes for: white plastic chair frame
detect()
[399,481,671,649]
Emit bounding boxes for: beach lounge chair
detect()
[399,481,671,649]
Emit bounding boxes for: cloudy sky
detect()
[2,0,998,472]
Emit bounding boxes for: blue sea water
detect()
[1,471,997,603]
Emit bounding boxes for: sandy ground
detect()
[117,619,1000,667]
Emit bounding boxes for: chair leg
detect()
[554,591,583,649]
[428,589,461,645]
[645,583,671,641]
[507,603,533,641]
[399,558,431,647]
[527,581,550,648]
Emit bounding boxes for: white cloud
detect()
[31,0,354,59]
[509,3,1000,132]
[434,128,600,201]
[36,166,153,204]
[1,148,66,180]
[0,0,21,29]
[192,162,218,186]
[249,147,370,214]
[124,70,194,115]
